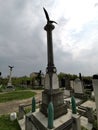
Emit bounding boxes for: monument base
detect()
[25,109,72,130]
[40,89,67,119]
[7,82,15,90]
[7,82,12,86]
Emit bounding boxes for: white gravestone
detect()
[70,80,74,89]
[45,73,59,89]
[73,78,84,94]
[10,112,17,121]
[64,90,70,96]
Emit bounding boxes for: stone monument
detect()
[40,8,67,119]
[25,8,73,130]
[7,66,14,87]
[71,96,81,130]
[92,74,98,127]
[73,78,84,94]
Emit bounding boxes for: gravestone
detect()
[73,78,84,98]
[73,78,84,94]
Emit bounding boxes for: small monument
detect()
[7,66,14,88]
[40,8,67,119]
[71,96,81,130]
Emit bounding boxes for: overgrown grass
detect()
[0,90,36,103]
[0,115,21,130]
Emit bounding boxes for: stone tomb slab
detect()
[26,109,72,130]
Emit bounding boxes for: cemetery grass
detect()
[0,90,36,103]
[0,114,21,130]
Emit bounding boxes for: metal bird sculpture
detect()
[43,7,57,24]
[8,66,14,71]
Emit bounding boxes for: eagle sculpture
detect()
[8,66,14,71]
[43,7,57,24]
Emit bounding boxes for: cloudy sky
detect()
[0,0,98,77]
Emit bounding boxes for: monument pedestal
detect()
[40,89,67,119]
[25,109,72,130]
[72,114,81,130]
[7,82,12,86]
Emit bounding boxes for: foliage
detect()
[0,84,6,92]
[11,76,32,86]
[58,72,93,81]
[1,76,33,87]
[0,90,36,103]
[1,78,8,85]
[58,72,78,80]
[81,126,88,130]
[82,76,92,81]
[92,120,98,130]
[0,114,21,130]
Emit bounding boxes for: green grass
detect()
[0,90,36,103]
[0,115,21,130]
[81,126,88,130]
[15,86,32,91]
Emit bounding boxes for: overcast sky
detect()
[0,0,98,77]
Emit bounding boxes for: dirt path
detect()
[0,90,42,115]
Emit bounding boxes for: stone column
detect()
[72,114,81,130]
[8,70,12,86]
[40,8,67,119]
[18,104,25,119]
[25,113,33,130]
[92,74,98,126]
[8,66,14,86]
[44,23,55,70]
[44,22,59,101]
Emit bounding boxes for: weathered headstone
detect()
[73,78,84,94]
